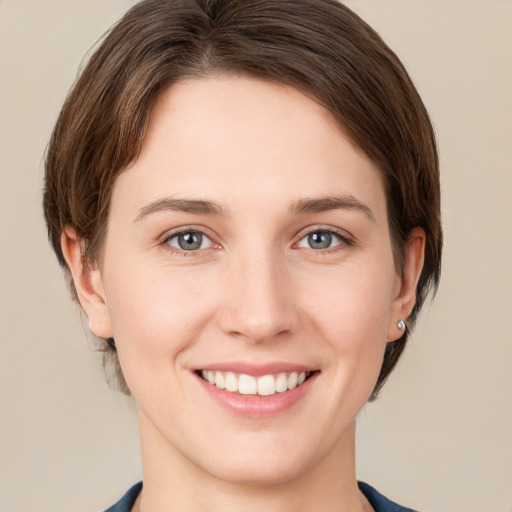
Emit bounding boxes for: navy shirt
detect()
[104,481,418,511]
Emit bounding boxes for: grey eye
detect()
[297,230,343,250]
[168,231,211,251]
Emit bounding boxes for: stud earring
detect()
[397,320,406,331]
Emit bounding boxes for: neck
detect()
[136,411,370,512]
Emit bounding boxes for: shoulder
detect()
[358,481,420,512]
[103,482,142,512]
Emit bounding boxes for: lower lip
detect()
[195,372,319,418]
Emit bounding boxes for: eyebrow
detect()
[135,198,228,222]
[134,194,375,223]
[288,195,376,223]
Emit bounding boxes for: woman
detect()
[43,0,442,510]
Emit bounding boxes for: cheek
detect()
[301,258,396,340]
[299,258,394,392]
[103,262,218,372]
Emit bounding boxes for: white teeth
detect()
[200,370,313,395]
[239,374,257,395]
[275,373,288,393]
[225,372,238,392]
[287,372,298,389]
[257,375,276,396]
[215,371,225,389]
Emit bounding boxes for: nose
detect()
[217,249,299,344]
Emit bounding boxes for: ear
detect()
[61,226,113,339]
[387,227,426,342]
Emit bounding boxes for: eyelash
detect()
[160,226,354,257]
[294,226,354,254]
[161,227,216,257]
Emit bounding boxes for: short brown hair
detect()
[43,0,442,400]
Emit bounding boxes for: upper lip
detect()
[194,362,318,376]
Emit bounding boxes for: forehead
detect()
[112,75,386,221]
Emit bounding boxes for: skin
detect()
[62,75,425,512]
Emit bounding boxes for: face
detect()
[72,75,418,484]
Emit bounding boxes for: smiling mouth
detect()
[196,370,318,396]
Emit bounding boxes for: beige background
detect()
[0,1,511,511]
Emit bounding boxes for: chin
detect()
[192,432,327,486]
[205,456,309,486]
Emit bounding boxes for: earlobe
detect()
[387,227,426,342]
[60,226,113,339]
